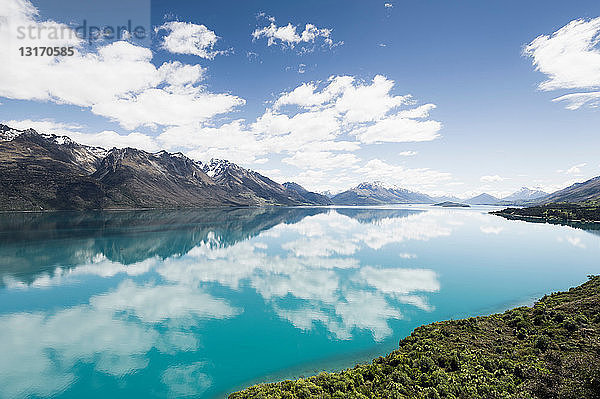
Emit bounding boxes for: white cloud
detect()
[552,91,600,109]
[3,119,160,152]
[0,1,244,130]
[357,159,452,191]
[557,162,587,175]
[354,110,441,144]
[269,75,441,145]
[155,74,442,179]
[156,21,226,59]
[525,17,600,109]
[399,252,417,259]
[480,175,506,183]
[384,3,393,8]
[282,151,361,170]
[399,151,417,156]
[68,131,160,152]
[252,17,339,50]
[92,85,245,130]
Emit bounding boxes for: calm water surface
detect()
[0,206,599,398]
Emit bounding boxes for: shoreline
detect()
[230,275,600,398]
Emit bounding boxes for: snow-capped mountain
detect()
[0,124,107,173]
[331,181,435,205]
[201,159,320,206]
[0,125,329,210]
[465,193,501,205]
[502,187,548,202]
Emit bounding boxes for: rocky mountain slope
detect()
[542,176,600,204]
[0,125,110,210]
[331,182,435,205]
[202,159,317,206]
[0,125,326,210]
[91,148,244,208]
[282,182,332,205]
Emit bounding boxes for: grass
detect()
[230,275,600,399]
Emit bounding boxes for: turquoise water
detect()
[0,206,599,398]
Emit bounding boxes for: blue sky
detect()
[1,0,599,197]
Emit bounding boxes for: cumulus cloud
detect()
[252,16,340,50]
[557,162,587,175]
[399,151,417,156]
[0,0,244,130]
[357,159,451,191]
[524,17,600,109]
[3,119,160,152]
[156,21,227,59]
[271,76,441,143]
[480,175,506,183]
[552,91,600,109]
[282,151,361,170]
[156,74,444,181]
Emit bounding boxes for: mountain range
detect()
[1,123,599,211]
[330,182,435,205]
[0,125,326,210]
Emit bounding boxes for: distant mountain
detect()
[282,182,332,205]
[502,187,548,202]
[320,190,337,199]
[331,182,435,205]
[543,176,600,204]
[465,193,501,205]
[0,125,328,210]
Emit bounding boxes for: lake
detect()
[0,206,598,399]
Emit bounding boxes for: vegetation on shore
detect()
[230,276,600,399]
[492,203,600,224]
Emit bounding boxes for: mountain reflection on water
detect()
[0,206,598,399]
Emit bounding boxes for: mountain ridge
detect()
[0,125,326,210]
[331,181,435,205]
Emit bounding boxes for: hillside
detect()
[283,182,332,205]
[493,176,600,224]
[493,204,600,224]
[542,176,600,204]
[202,159,313,206]
[230,275,600,399]
[91,148,244,208]
[0,126,110,210]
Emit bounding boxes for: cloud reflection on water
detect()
[0,208,452,398]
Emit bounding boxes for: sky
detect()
[0,0,599,198]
